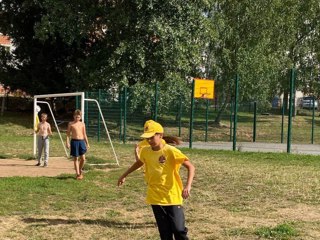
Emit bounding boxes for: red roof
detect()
[0,35,11,45]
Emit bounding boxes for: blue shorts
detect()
[70,139,87,157]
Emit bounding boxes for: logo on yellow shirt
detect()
[159,155,166,164]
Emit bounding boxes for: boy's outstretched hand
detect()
[117,176,126,186]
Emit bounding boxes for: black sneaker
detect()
[43,163,48,167]
[35,162,41,166]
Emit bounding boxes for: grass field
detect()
[1,111,320,239]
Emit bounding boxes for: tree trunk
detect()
[0,94,6,116]
[214,101,228,125]
[283,92,288,114]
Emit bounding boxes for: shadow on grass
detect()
[0,163,32,167]
[22,217,155,229]
[88,164,120,170]
[55,175,77,180]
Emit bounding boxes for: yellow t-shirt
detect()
[139,144,188,205]
[137,139,166,155]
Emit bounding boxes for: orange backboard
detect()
[194,78,214,99]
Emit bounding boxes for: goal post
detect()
[34,92,85,158]
[33,92,119,165]
[84,98,119,166]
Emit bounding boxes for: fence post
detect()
[253,101,257,142]
[287,68,295,153]
[97,89,101,142]
[85,92,89,126]
[311,96,315,144]
[230,101,233,142]
[0,94,5,116]
[76,96,80,110]
[119,89,123,141]
[233,74,239,151]
[189,79,195,148]
[123,87,127,144]
[205,99,209,142]
[281,102,285,143]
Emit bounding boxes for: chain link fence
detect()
[83,84,320,146]
[1,83,319,147]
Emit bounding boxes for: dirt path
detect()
[0,157,75,177]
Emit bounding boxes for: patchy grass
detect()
[1,149,320,239]
[0,154,10,159]
[255,222,298,239]
[1,111,320,239]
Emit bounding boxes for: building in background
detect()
[0,34,14,52]
[0,34,14,97]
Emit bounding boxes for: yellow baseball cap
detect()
[140,120,164,138]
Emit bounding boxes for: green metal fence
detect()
[83,82,320,149]
[2,82,320,149]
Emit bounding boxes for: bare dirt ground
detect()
[0,157,75,177]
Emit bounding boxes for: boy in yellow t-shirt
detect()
[118,120,195,240]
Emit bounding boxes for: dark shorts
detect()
[70,139,87,157]
[151,205,188,240]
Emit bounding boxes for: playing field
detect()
[1,112,320,239]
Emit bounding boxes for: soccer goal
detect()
[33,92,119,165]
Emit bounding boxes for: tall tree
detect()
[0,0,210,96]
[205,0,320,123]
[205,0,282,122]
[0,0,86,94]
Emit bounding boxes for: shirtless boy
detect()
[66,109,90,180]
[35,113,52,167]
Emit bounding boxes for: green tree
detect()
[205,0,320,123]
[205,0,282,122]
[1,0,210,96]
[0,0,87,94]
